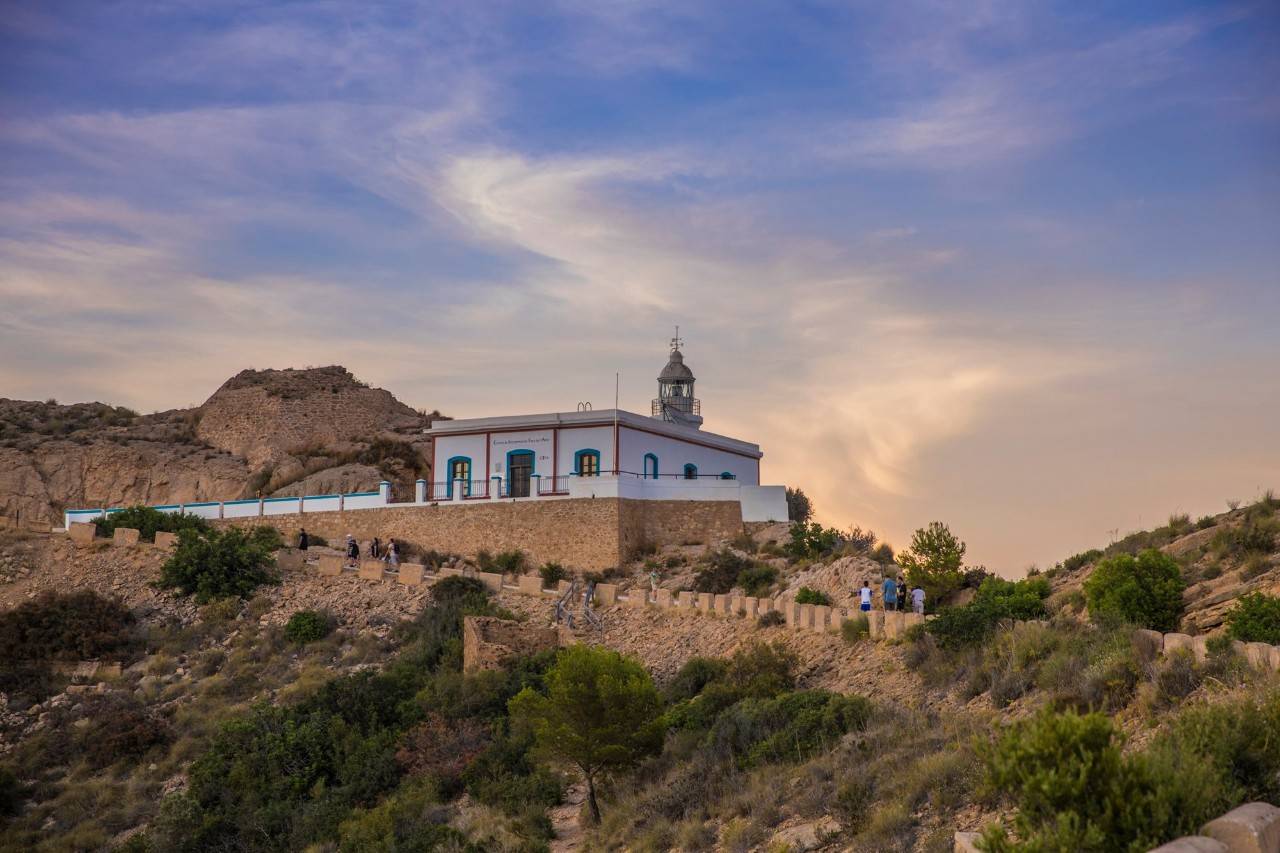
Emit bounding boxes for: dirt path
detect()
[548,781,587,852]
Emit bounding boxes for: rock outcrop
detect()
[0,366,443,525]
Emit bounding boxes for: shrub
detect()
[75,695,172,769]
[1059,548,1103,573]
[539,562,568,587]
[284,610,333,644]
[665,657,729,703]
[395,713,491,787]
[757,610,785,628]
[925,576,1050,649]
[492,549,527,573]
[1226,593,1280,644]
[708,690,871,768]
[1240,553,1272,581]
[794,587,831,606]
[785,487,812,523]
[784,522,842,559]
[94,505,211,543]
[896,522,966,604]
[869,542,895,565]
[693,549,755,594]
[736,564,777,597]
[0,589,138,662]
[841,614,869,643]
[157,526,281,603]
[979,710,1223,851]
[0,766,23,816]
[1083,548,1185,631]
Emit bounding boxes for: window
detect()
[446,456,471,497]
[643,453,659,479]
[575,449,601,477]
[683,463,698,480]
[720,471,736,480]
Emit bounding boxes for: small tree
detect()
[785,487,813,524]
[1083,548,1185,631]
[157,526,281,603]
[896,522,966,605]
[1226,593,1280,644]
[508,645,662,823]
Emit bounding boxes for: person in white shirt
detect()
[859,581,873,613]
[912,585,925,615]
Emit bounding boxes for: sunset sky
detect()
[2,1,1278,572]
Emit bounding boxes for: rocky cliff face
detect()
[0,366,442,524]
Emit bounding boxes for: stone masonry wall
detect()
[219,499,625,569]
[619,499,744,558]
[216,498,745,570]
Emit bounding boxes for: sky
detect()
[2,1,1278,573]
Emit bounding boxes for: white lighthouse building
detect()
[425,338,787,522]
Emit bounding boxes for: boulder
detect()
[1133,628,1164,660]
[1201,802,1280,853]
[358,560,385,582]
[153,531,178,550]
[1147,838,1227,853]
[518,574,543,597]
[67,523,96,545]
[398,563,424,586]
[112,527,140,547]
[317,555,343,576]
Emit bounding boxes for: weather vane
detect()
[670,325,683,351]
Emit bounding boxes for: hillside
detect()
[0,367,442,525]
[1,496,1277,852]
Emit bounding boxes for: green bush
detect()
[784,521,842,559]
[979,710,1223,852]
[492,549,527,573]
[0,766,23,816]
[0,589,138,663]
[785,487,812,523]
[1226,593,1280,644]
[736,564,777,597]
[75,695,172,769]
[841,614,869,643]
[539,562,568,587]
[693,549,755,594]
[757,610,786,628]
[94,505,211,542]
[1083,548,1185,631]
[925,576,1050,649]
[665,657,729,703]
[794,587,832,606]
[284,610,333,644]
[157,526,281,603]
[708,690,871,768]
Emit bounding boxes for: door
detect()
[508,450,534,498]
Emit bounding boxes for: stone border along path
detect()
[956,801,1280,853]
[68,527,1280,662]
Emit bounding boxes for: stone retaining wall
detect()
[956,802,1280,852]
[214,497,743,570]
[1134,628,1280,674]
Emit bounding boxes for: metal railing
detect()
[651,397,701,417]
[537,475,571,495]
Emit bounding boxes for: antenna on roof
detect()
[670,325,683,352]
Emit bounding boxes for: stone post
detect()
[298,496,304,514]
[415,479,427,503]
[379,481,392,504]
[218,501,225,519]
[814,605,831,631]
[453,479,465,502]
[531,474,541,496]
[678,591,695,610]
[656,589,674,608]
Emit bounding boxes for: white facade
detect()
[424,409,786,521]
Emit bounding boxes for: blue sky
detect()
[2,1,1278,571]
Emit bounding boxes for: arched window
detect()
[683,463,698,480]
[643,453,659,479]
[575,449,601,477]
[446,456,471,497]
[719,471,736,480]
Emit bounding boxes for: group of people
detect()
[338,533,400,568]
[858,576,925,615]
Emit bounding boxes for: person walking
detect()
[859,581,873,613]
[912,584,925,615]
[897,578,907,611]
[649,569,659,593]
[881,575,897,612]
[370,537,381,559]
[297,528,309,551]
[386,538,400,568]
[345,534,359,566]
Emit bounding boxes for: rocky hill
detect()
[0,366,443,525]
